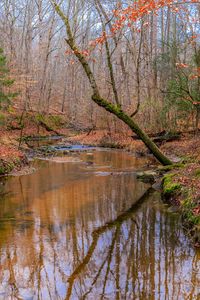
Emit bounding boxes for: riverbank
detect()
[162,164,200,247]
[0,133,27,176]
[0,111,69,176]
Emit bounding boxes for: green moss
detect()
[0,161,14,175]
[158,163,184,172]
[181,156,196,164]
[194,168,200,178]
[162,169,200,244]
[0,113,6,126]
[163,173,181,196]
[35,114,65,130]
[49,115,64,127]
[181,196,200,225]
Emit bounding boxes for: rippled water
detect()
[0,150,199,300]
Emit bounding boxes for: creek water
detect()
[0,149,199,300]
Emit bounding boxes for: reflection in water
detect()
[0,150,199,300]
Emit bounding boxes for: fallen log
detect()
[132,131,181,145]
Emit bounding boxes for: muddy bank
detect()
[0,144,28,176]
[161,164,200,247]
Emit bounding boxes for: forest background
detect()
[0,0,199,135]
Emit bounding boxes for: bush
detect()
[0,48,17,110]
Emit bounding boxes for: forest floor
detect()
[0,114,199,245]
[0,111,70,175]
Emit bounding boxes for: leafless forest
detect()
[0,0,199,132]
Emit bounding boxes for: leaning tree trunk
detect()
[195,104,200,133]
[51,1,173,166]
[91,95,172,165]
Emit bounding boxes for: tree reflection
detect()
[0,151,199,299]
[66,188,154,299]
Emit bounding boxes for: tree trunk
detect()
[51,1,173,166]
[91,94,172,165]
[195,104,200,133]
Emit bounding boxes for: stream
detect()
[0,148,199,299]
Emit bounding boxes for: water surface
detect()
[0,150,199,300]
